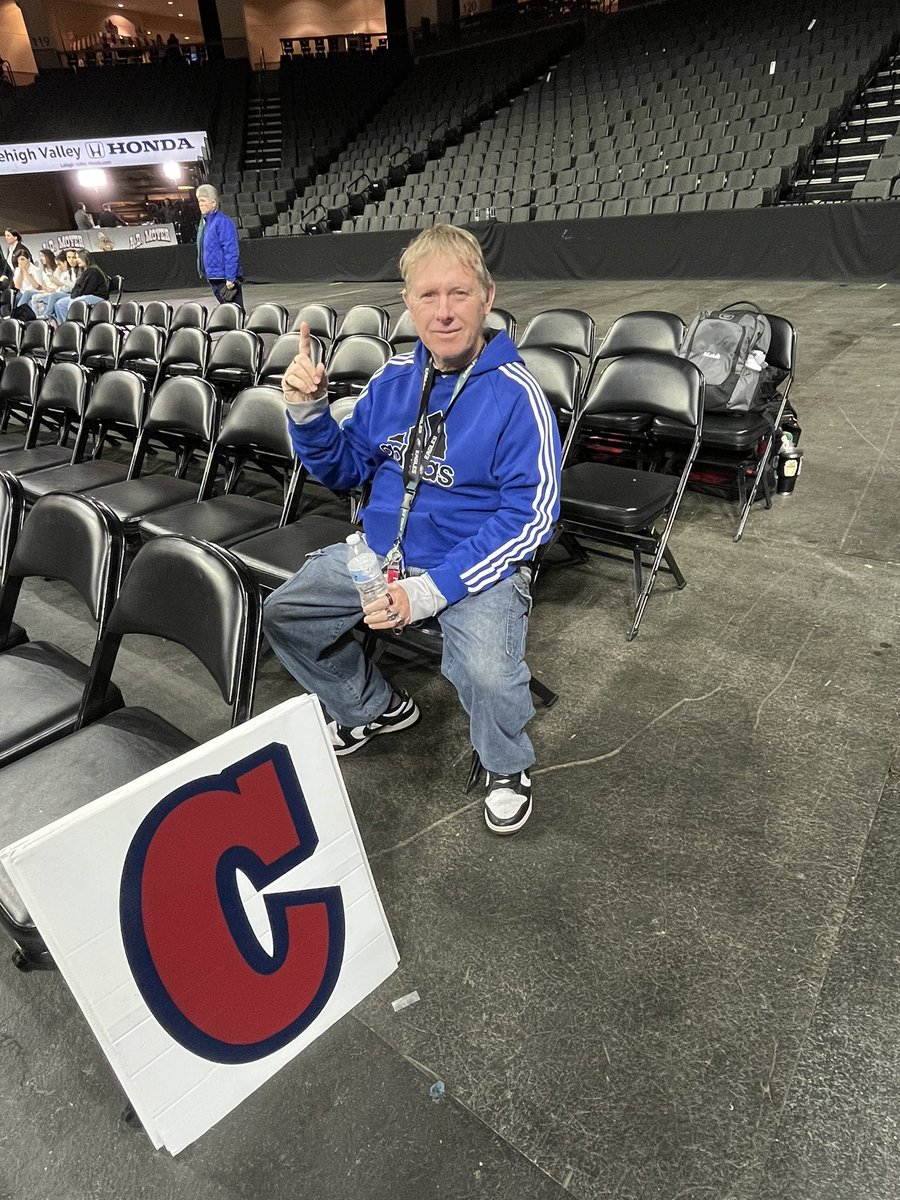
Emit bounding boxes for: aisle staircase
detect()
[789,48,900,202]
[243,74,282,170]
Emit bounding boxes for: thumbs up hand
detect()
[283,322,328,406]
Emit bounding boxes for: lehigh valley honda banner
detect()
[0,131,208,175]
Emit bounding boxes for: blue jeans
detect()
[263,542,535,774]
[53,294,105,322]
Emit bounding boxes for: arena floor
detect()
[2,275,899,1200]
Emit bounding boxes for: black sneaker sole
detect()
[333,701,421,757]
[484,795,532,835]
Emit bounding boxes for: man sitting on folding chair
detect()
[264,225,561,835]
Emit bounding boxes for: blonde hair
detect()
[399,224,493,296]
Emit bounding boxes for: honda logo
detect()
[87,142,105,160]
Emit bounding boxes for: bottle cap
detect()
[346,532,361,545]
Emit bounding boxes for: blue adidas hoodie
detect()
[287,332,561,605]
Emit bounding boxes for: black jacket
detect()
[71,266,109,300]
[1,240,30,283]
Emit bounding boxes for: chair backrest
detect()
[207,302,245,335]
[119,324,165,368]
[245,302,289,337]
[82,321,122,368]
[518,308,596,359]
[20,321,51,361]
[81,369,148,431]
[335,304,389,341]
[171,301,208,332]
[516,346,582,433]
[0,471,25,589]
[388,309,418,350]
[64,298,91,326]
[0,492,125,639]
[87,299,115,327]
[47,320,84,365]
[115,300,143,328]
[207,328,263,377]
[763,313,796,376]
[0,317,22,357]
[326,334,393,392]
[595,310,685,359]
[485,307,517,341]
[258,331,324,386]
[107,274,124,305]
[158,326,210,379]
[580,352,703,429]
[82,536,262,727]
[141,300,173,332]
[290,302,337,342]
[33,361,90,429]
[208,384,297,460]
[0,356,40,410]
[129,375,220,479]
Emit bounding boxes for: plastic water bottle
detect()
[346,532,388,605]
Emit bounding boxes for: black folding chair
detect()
[552,352,704,640]
[0,534,262,970]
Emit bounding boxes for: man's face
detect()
[403,253,494,373]
[197,195,214,215]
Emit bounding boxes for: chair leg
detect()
[465,748,482,793]
[662,544,686,588]
[528,675,558,707]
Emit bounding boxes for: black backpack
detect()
[12,302,37,323]
[680,301,774,414]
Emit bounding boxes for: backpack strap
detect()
[719,300,762,314]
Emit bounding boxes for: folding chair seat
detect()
[735,188,765,209]
[727,168,755,191]
[518,309,595,360]
[0,357,41,451]
[205,329,263,401]
[652,314,797,541]
[19,322,50,367]
[0,534,262,970]
[548,353,704,640]
[81,322,122,377]
[157,327,210,384]
[652,193,680,214]
[258,331,324,389]
[171,302,208,333]
[118,324,164,387]
[0,363,88,474]
[335,305,389,342]
[141,301,173,334]
[207,303,245,339]
[325,334,393,401]
[0,491,126,770]
[135,387,304,549]
[230,512,358,593]
[114,301,143,331]
[82,377,221,532]
[17,370,147,505]
[706,190,736,210]
[603,199,627,218]
[46,321,84,367]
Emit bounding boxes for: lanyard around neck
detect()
[386,351,479,571]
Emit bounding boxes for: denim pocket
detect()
[506,569,532,658]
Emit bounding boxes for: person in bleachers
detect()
[41,249,109,324]
[35,249,82,319]
[74,202,95,230]
[0,229,31,316]
[13,248,57,314]
[97,203,126,228]
[264,225,562,837]
[195,183,243,308]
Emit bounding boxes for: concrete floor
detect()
[1,276,899,1200]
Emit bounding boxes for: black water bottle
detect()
[776,442,803,494]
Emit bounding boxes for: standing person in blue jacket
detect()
[195,184,243,308]
[264,225,561,836]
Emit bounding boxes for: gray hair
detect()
[195,184,219,205]
[399,224,493,296]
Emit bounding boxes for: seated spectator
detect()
[42,250,109,324]
[97,203,126,228]
[14,248,57,314]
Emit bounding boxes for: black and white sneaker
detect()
[329,689,420,757]
[484,770,532,835]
